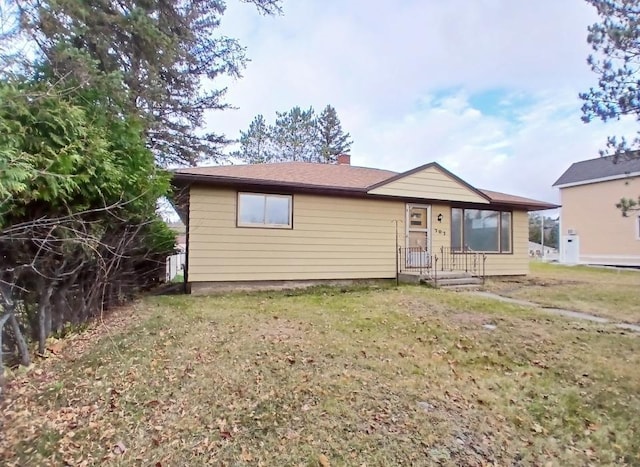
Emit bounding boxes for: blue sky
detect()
[205,0,636,204]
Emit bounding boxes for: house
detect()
[553,156,640,267]
[171,155,556,293]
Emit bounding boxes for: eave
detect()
[171,172,558,211]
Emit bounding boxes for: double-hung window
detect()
[237,193,292,228]
[451,208,512,253]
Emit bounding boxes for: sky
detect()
[204,0,637,206]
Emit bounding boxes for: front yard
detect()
[1,267,639,465]
[485,261,640,323]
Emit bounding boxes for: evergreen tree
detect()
[6,0,282,166]
[234,104,354,164]
[270,106,320,162]
[580,0,640,213]
[317,105,352,162]
[231,114,273,163]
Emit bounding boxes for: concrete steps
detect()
[423,271,483,289]
[398,270,484,289]
[435,276,483,288]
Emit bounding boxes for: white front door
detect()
[406,204,431,267]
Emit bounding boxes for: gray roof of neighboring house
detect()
[553,156,640,186]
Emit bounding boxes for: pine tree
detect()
[6,0,282,166]
[234,104,354,164]
[270,106,320,162]
[231,115,273,163]
[317,105,352,163]
[580,0,640,213]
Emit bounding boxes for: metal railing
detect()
[397,246,487,284]
[398,247,434,275]
[439,246,486,281]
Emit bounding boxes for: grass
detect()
[170,273,184,284]
[1,283,640,465]
[485,261,640,323]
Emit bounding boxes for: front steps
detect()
[399,271,484,289]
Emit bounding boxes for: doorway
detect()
[405,204,431,267]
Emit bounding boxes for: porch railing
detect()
[397,246,487,283]
[439,246,486,281]
[398,247,436,276]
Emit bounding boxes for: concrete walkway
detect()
[469,291,640,333]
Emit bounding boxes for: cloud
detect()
[203,0,637,205]
[353,87,637,201]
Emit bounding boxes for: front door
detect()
[406,204,431,267]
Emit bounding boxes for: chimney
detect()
[337,153,351,165]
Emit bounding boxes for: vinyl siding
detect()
[368,166,489,204]
[188,187,405,282]
[188,187,530,283]
[560,177,640,264]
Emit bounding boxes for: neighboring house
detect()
[171,155,556,293]
[553,156,640,267]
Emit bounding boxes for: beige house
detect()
[554,156,640,267]
[172,155,556,292]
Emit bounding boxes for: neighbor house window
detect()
[451,208,512,253]
[238,193,292,228]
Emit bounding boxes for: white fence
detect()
[166,253,186,281]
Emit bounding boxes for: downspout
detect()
[394,220,399,286]
[183,186,191,294]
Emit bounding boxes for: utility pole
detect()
[540,215,545,260]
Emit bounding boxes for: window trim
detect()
[636,214,640,241]
[451,207,513,254]
[237,192,293,229]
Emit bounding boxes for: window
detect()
[637,214,640,240]
[238,193,292,228]
[451,208,512,253]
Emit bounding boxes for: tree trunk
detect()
[0,312,12,396]
[9,314,31,367]
[38,285,54,355]
[52,287,68,334]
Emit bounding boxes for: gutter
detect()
[172,172,560,211]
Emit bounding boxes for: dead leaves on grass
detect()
[2,291,639,466]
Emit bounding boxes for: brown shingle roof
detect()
[173,162,557,210]
[174,162,395,190]
[480,189,558,210]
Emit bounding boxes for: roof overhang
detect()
[496,201,560,211]
[172,172,370,197]
[172,171,558,211]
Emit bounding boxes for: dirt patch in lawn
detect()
[252,318,308,343]
[449,312,493,326]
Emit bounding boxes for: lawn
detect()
[485,261,640,324]
[1,284,639,466]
